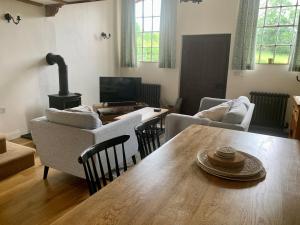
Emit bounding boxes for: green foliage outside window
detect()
[256,0,300,64]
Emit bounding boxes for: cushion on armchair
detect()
[222,99,248,124]
[194,102,231,121]
[46,108,102,130]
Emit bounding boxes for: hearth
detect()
[46,53,81,110]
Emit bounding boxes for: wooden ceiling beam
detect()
[16,0,44,7]
[16,0,104,17]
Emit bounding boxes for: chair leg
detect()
[132,155,137,165]
[43,166,49,180]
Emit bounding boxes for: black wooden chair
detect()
[78,135,130,195]
[135,117,161,160]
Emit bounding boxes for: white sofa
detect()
[31,113,141,179]
[165,97,255,141]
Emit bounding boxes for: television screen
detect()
[100,77,142,103]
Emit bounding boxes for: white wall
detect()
[120,0,300,122]
[0,0,117,139]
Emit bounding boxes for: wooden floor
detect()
[0,139,90,225]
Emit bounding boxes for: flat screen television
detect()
[100,77,142,103]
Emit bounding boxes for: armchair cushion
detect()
[194,102,231,121]
[238,96,251,109]
[222,99,248,124]
[46,108,102,130]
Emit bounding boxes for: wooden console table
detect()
[115,107,169,123]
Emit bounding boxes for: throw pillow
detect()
[194,102,231,121]
[238,96,251,109]
[46,108,102,130]
[222,99,247,124]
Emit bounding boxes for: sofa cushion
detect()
[222,99,248,124]
[238,96,251,109]
[194,102,231,121]
[46,108,102,130]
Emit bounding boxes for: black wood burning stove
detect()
[46,53,81,110]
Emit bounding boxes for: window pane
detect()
[153,0,161,16]
[153,17,160,31]
[277,27,294,44]
[262,28,277,44]
[152,32,160,47]
[144,17,152,32]
[143,47,152,61]
[136,18,143,33]
[143,32,152,47]
[257,9,266,27]
[265,8,280,26]
[256,28,264,45]
[280,7,296,25]
[137,47,143,62]
[144,0,153,17]
[137,33,143,47]
[259,46,275,64]
[268,0,281,7]
[136,1,143,18]
[260,0,267,8]
[284,0,298,6]
[152,48,159,62]
[274,46,291,64]
[135,0,160,63]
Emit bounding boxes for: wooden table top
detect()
[115,107,169,122]
[51,125,300,225]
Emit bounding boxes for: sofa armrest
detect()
[87,114,142,160]
[240,103,255,131]
[199,97,229,111]
[165,113,210,141]
[30,117,95,178]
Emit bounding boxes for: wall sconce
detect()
[101,32,111,40]
[4,13,21,25]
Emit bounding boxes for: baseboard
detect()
[5,129,29,140]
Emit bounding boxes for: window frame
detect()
[256,0,300,65]
[135,0,161,63]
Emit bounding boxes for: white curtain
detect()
[121,0,136,67]
[232,0,260,70]
[159,0,177,69]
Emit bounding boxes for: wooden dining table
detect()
[51,125,300,225]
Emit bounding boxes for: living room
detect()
[1,0,300,224]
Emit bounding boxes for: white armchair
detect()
[30,114,141,179]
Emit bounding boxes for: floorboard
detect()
[0,139,89,225]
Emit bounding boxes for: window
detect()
[256,0,300,64]
[135,0,161,62]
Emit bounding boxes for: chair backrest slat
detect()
[78,135,130,195]
[122,143,127,171]
[90,157,101,190]
[135,117,162,160]
[113,146,120,176]
[105,148,114,181]
[97,152,107,186]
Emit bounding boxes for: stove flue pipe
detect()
[46,53,69,96]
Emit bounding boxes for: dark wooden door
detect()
[180,34,231,115]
